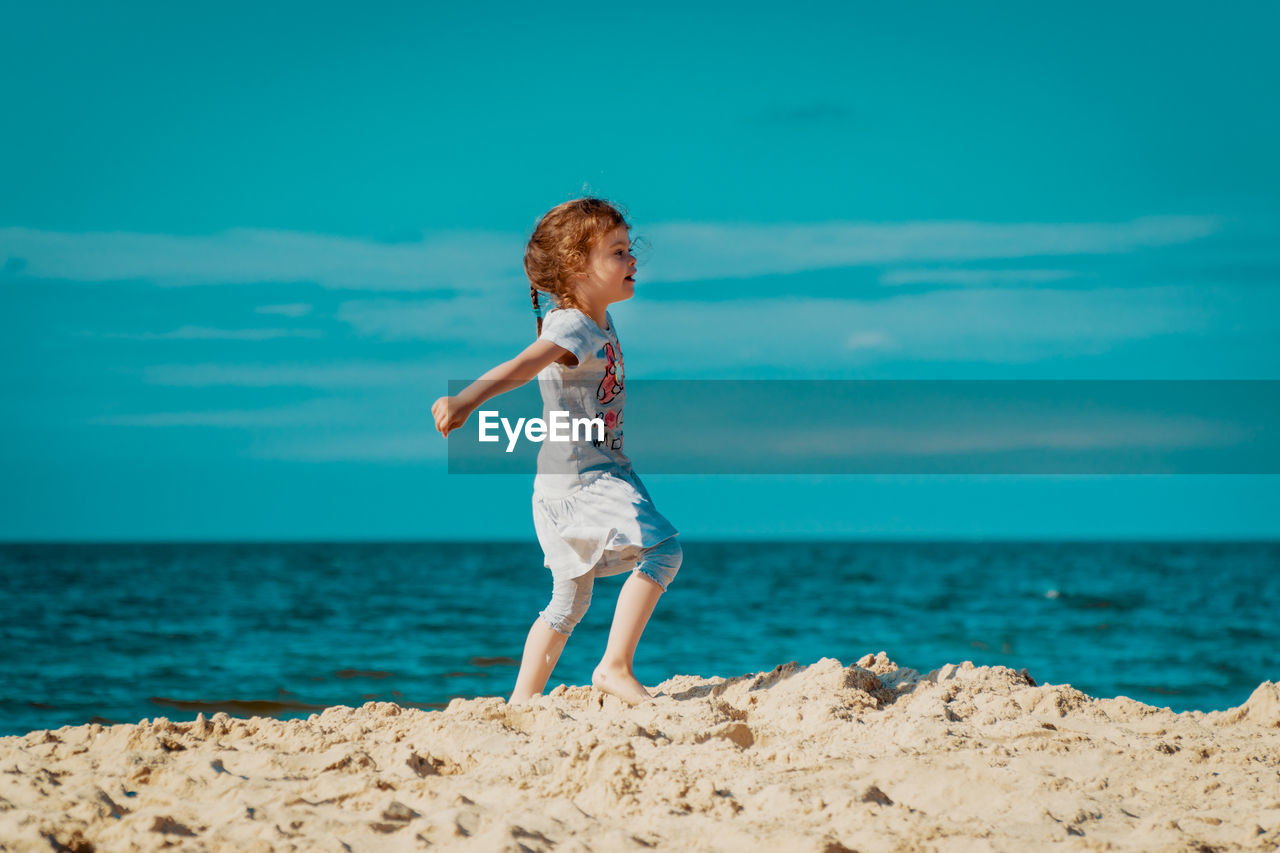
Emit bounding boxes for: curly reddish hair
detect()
[525,197,630,336]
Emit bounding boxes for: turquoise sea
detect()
[1,540,1277,737]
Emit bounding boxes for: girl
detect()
[431,197,682,706]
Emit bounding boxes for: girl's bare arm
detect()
[432,339,571,437]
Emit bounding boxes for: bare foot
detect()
[592,664,653,705]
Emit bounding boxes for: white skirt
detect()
[532,469,679,582]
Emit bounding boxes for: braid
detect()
[530,282,544,337]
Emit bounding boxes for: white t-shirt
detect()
[533,307,631,496]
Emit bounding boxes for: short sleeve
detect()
[539,308,599,362]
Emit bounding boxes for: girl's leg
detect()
[592,537,683,705]
[509,619,570,704]
[510,571,594,703]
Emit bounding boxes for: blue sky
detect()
[2,1,1278,540]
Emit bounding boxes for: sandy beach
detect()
[1,653,1277,852]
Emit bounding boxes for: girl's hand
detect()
[432,395,471,437]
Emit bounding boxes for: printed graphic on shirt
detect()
[598,341,624,404]
[594,409,624,451]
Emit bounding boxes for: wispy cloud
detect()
[880,268,1076,287]
[639,216,1221,283]
[256,303,314,317]
[768,416,1247,458]
[1,216,1221,293]
[0,227,518,291]
[90,399,350,427]
[98,326,322,341]
[247,431,445,462]
[624,283,1221,375]
[334,297,528,345]
[141,361,441,388]
[844,330,896,351]
[83,393,440,441]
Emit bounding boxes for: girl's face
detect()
[576,225,636,306]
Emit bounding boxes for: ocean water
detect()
[1,540,1276,737]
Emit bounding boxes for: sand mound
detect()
[2,654,1278,851]
[1203,681,1280,728]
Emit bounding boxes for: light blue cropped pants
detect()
[538,536,683,637]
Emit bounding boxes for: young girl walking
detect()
[431,197,682,706]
